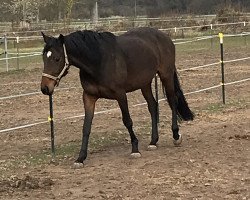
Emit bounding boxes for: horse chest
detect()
[82,81,116,99]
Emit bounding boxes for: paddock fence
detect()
[1,13,250,35]
[0,21,249,72]
[0,31,249,134]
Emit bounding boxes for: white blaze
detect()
[47,51,52,58]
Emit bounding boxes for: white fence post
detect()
[16,36,20,70]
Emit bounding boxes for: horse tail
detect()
[173,71,194,121]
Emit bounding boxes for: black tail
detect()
[173,71,194,121]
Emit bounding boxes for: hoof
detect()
[72,162,84,169]
[173,134,182,146]
[147,145,157,151]
[130,153,141,159]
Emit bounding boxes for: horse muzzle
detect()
[41,76,56,95]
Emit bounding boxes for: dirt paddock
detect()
[0,40,249,200]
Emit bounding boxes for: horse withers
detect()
[41,27,194,168]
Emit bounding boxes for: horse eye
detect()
[54,57,60,62]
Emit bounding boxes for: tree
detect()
[0,0,52,23]
[0,0,249,22]
[66,0,74,20]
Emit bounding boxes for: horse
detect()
[41,27,194,168]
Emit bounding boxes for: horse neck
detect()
[64,37,95,76]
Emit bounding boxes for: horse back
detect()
[117,27,175,92]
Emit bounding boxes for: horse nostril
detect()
[41,86,49,95]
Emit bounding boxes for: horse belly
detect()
[124,48,158,92]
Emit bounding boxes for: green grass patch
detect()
[1,33,249,73]
[200,99,249,113]
[176,35,250,54]
[205,102,225,112]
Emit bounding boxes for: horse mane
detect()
[43,37,59,54]
[65,30,117,66]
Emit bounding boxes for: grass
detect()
[0,32,249,73]
[2,41,248,73]
[200,98,249,113]
[205,102,225,112]
[0,40,44,72]
[0,51,42,72]
[176,34,250,54]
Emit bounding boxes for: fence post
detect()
[16,36,20,70]
[174,27,177,39]
[4,35,9,72]
[210,24,213,48]
[181,29,184,38]
[243,21,247,45]
[49,95,55,157]
[219,33,226,104]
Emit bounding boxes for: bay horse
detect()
[41,27,194,168]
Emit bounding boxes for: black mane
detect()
[65,30,116,66]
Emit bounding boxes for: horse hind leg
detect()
[141,84,159,150]
[159,73,182,146]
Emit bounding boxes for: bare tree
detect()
[1,0,52,23]
[1,0,248,22]
[66,0,74,19]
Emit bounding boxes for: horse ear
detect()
[58,34,64,43]
[41,32,51,43]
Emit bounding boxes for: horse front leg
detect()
[116,92,141,158]
[74,92,97,168]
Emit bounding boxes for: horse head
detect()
[41,32,69,95]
